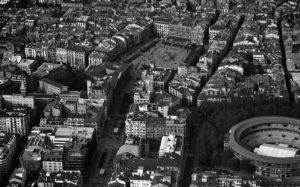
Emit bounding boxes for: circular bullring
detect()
[229,116,300,178]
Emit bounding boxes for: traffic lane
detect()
[84,130,113,184]
[85,122,123,184]
[84,117,125,184]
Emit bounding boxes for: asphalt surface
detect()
[83,58,140,187]
[84,118,125,187]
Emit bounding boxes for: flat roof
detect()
[254,144,298,158]
[55,127,94,139]
[229,116,300,164]
[55,128,74,137]
[17,59,37,66]
[32,63,62,78]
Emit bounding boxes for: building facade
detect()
[0,133,16,176]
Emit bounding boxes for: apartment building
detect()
[146,117,166,139]
[67,46,88,70]
[0,133,16,176]
[3,107,32,135]
[39,78,69,95]
[42,148,63,173]
[166,118,186,137]
[37,170,83,187]
[154,19,170,38]
[2,94,35,109]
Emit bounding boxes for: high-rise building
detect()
[67,46,88,70]
[2,107,32,135]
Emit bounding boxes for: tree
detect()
[171,0,177,6]
[227,158,240,171]
[53,7,64,18]
[221,149,234,166]
[211,149,222,167]
[240,159,255,173]
[186,0,196,18]
[190,99,300,172]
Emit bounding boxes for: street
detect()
[84,117,125,187]
[84,61,139,187]
[82,34,152,186]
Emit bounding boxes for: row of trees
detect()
[278,18,294,104]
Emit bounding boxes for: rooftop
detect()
[40,78,68,89]
[37,170,82,185]
[17,59,37,67]
[55,127,94,140]
[32,63,63,78]
[254,144,298,158]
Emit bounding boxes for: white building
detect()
[2,94,35,109]
[129,167,152,187]
[0,0,9,5]
[51,127,94,147]
[159,134,177,157]
[133,92,151,104]
[5,109,31,135]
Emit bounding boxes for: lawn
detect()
[133,41,191,69]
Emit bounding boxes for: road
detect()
[84,118,125,187]
[84,60,140,187]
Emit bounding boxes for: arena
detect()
[228,116,300,178]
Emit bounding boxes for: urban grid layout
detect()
[0,0,299,186]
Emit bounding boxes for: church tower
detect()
[20,79,27,96]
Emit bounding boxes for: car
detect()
[98,152,107,168]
